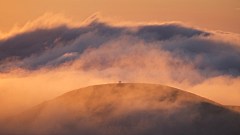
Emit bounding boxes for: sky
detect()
[0,0,240,119]
[0,0,240,33]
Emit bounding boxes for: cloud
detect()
[1,17,239,77]
[0,13,240,119]
[0,21,210,69]
[235,8,240,10]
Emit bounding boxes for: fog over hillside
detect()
[0,13,240,119]
[0,83,240,135]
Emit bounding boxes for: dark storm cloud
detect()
[0,19,240,78]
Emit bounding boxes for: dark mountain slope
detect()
[1,83,240,135]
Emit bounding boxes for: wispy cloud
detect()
[0,13,240,120]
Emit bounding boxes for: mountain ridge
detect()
[1,83,240,135]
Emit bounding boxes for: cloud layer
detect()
[1,16,239,77]
[0,13,240,119]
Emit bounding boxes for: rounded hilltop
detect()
[1,83,240,135]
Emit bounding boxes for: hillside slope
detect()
[1,83,240,135]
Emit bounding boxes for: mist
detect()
[1,84,240,135]
[0,13,240,119]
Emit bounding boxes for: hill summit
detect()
[1,83,240,135]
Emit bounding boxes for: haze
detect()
[1,84,240,135]
[0,0,240,120]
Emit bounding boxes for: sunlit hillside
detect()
[1,83,240,135]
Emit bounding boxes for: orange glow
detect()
[0,0,240,34]
[0,1,240,120]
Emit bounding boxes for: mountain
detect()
[1,83,240,135]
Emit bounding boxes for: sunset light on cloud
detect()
[0,0,240,134]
